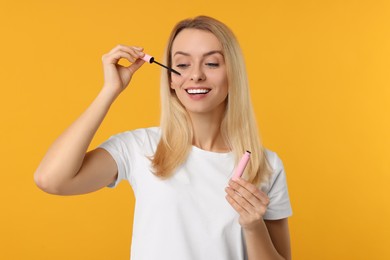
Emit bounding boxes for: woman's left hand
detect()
[225,178,270,231]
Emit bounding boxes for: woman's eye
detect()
[206,63,219,67]
[176,64,189,68]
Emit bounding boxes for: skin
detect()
[170,29,230,152]
[34,28,291,260]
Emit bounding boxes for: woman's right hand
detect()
[101,44,146,98]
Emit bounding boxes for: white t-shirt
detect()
[98,127,292,260]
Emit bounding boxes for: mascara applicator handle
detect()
[141,54,154,63]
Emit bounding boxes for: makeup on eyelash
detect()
[175,63,219,68]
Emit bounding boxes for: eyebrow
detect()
[173,50,224,57]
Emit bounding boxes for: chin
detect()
[185,104,227,116]
[185,107,212,115]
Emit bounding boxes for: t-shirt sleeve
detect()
[262,151,293,220]
[97,133,134,188]
[98,129,145,188]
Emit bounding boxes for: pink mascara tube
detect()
[232,151,251,181]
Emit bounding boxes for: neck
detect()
[188,109,230,153]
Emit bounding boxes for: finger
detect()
[228,179,258,205]
[107,45,144,61]
[225,186,254,215]
[233,178,270,205]
[228,179,269,213]
[108,44,142,55]
[225,193,249,216]
[226,184,269,220]
[104,50,142,65]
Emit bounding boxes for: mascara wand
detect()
[141,54,181,76]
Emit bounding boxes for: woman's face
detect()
[170,29,228,116]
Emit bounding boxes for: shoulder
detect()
[262,148,293,219]
[264,148,284,172]
[108,126,161,144]
[99,127,161,154]
[261,148,287,191]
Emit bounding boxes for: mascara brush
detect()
[141,54,181,76]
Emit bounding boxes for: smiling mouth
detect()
[185,89,211,95]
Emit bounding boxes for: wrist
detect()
[98,87,119,105]
[242,219,267,235]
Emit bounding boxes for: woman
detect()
[34,16,292,260]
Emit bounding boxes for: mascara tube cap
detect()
[141,53,154,63]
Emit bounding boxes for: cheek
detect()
[170,74,187,89]
[211,73,229,92]
[221,76,228,90]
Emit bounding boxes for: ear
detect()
[170,81,175,90]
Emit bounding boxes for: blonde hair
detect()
[151,16,272,185]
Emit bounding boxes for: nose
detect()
[190,64,206,82]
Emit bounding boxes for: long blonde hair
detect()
[151,16,272,185]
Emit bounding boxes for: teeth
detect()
[186,89,210,94]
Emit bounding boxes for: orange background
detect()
[1,0,389,259]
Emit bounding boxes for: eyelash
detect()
[206,63,219,67]
[176,63,219,68]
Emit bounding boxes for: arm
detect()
[33,89,117,195]
[265,219,291,259]
[243,218,291,260]
[34,45,145,195]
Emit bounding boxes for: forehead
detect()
[171,29,222,55]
